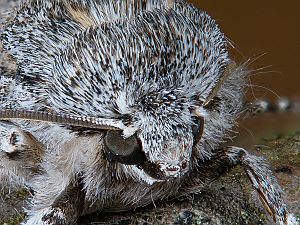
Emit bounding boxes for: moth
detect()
[0,0,297,224]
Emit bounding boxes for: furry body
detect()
[0,0,297,224]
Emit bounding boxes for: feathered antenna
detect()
[192,62,238,125]
[204,61,237,107]
[0,109,124,130]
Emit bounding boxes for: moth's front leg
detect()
[23,173,85,225]
[0,121,43,186]
[185,147,296,225]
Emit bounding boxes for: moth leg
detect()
[185,147,296,225]
[239,147,296,224]
[227,147,297,225]
[22,174,84,225]
[0,121,43,186]
[42,182,85,225]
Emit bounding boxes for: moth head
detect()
[98,85,210,182]
[98,60,235,182]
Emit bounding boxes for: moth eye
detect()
[192,116,204,146]
[104,130,146,165]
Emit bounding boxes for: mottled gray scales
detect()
[0,0,297,225]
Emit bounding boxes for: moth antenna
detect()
[204,61,237,106]
[0,109,123,130]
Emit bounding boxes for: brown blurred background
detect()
[189,0,299,99]
[189,1,300,146]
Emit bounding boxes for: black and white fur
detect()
[0,0,297,224]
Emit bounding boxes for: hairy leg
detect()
[0,121,43,186]
[182,147,296,225]
[0,121,84,224]
[23,173,85,225]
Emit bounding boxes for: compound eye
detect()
[192,116,204,146]
[104,130,146,165]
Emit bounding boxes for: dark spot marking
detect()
[9,132,18,145]
[204,96,221,111]
[275,166,292,174]
[6,150,22,160]
[66,125,103,136]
